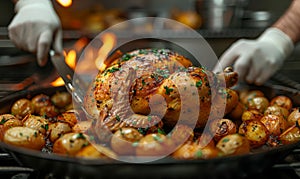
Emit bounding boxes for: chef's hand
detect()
[8,0,62,66]
[214,28,294,85]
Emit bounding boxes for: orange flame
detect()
[51,34,116,87]
[51,50,76,87]
[95,32,117,71]
[51,37,90,87]
[74,37,89,52]
[56,0,72,7]
[51,77,65,87]
[65,49,77,69]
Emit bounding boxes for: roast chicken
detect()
[84,48,238,133]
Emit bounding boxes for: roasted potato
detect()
[56,111,78,127]
[238,120,269,148]
[3,126,45,150]
[136,133,175,156]
[216,134,250,156]
[48,122,72,142]
[227,102,245,121]
[238,89,250,103]
[39,105,59,118]
[53,132,89,156]
[0,114,22,130]
[72,121,92,133]
[209,118,237,142]
[22,114,49,135]
[241,110,263,121]
[2,74,300,161]
[51,91,72,108]
[247,97,269,113]
[31,94,52,114]
[287,108,300,127]
[240,90,264,105]
[11,99,34,119]
[264,106,289,119]
[279,124,300,145]
[194,133,215,148]
[0,125,4,141]
[224,89,239,114]
[172,142,220,159]
[76,144,117,159]
[168,124,194,145]
[0,114,22,141]
[212,88,239,118]
[111,128,143,155]
[270,95,293,111]
[260,114,287,136]
[215,88,239,114]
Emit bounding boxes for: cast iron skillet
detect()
[0,84,300,179]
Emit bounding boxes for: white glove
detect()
[8,0,62,66]
[214,28,294,85]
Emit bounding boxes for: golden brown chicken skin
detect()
[86,49,238,135]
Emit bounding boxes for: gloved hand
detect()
[214,28,294,85]
[8,0,62,66]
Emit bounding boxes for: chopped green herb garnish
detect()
[89,136,95,141]
[81,142,89,148]
[222,138,230,143]
[153,134,163,142]
[142,79,146,86]
[132,120,137,126]
[252,125,258,132]
[138,49,148,55]
[107,67,119,73]
[119,128,125,136]
[41,124,49,131]
[76,133,86,140]
[157,128,166,135]
[196,80,202,88]
[116,115,121,122]
[152,49,158,54]
[121,54,134,61]
[155,68,170,79]
[195,150,203,158]
[138,128,148,135]
[132,141,139,147]
[0,118,8,125]
[151,73,160,81]
[164,86,174,95]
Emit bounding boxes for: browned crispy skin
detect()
[86,49,238,133]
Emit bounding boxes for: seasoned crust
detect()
[85,48,238,132]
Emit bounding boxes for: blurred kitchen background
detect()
[0,0,299,85]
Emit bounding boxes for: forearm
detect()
[273,0,300,43]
